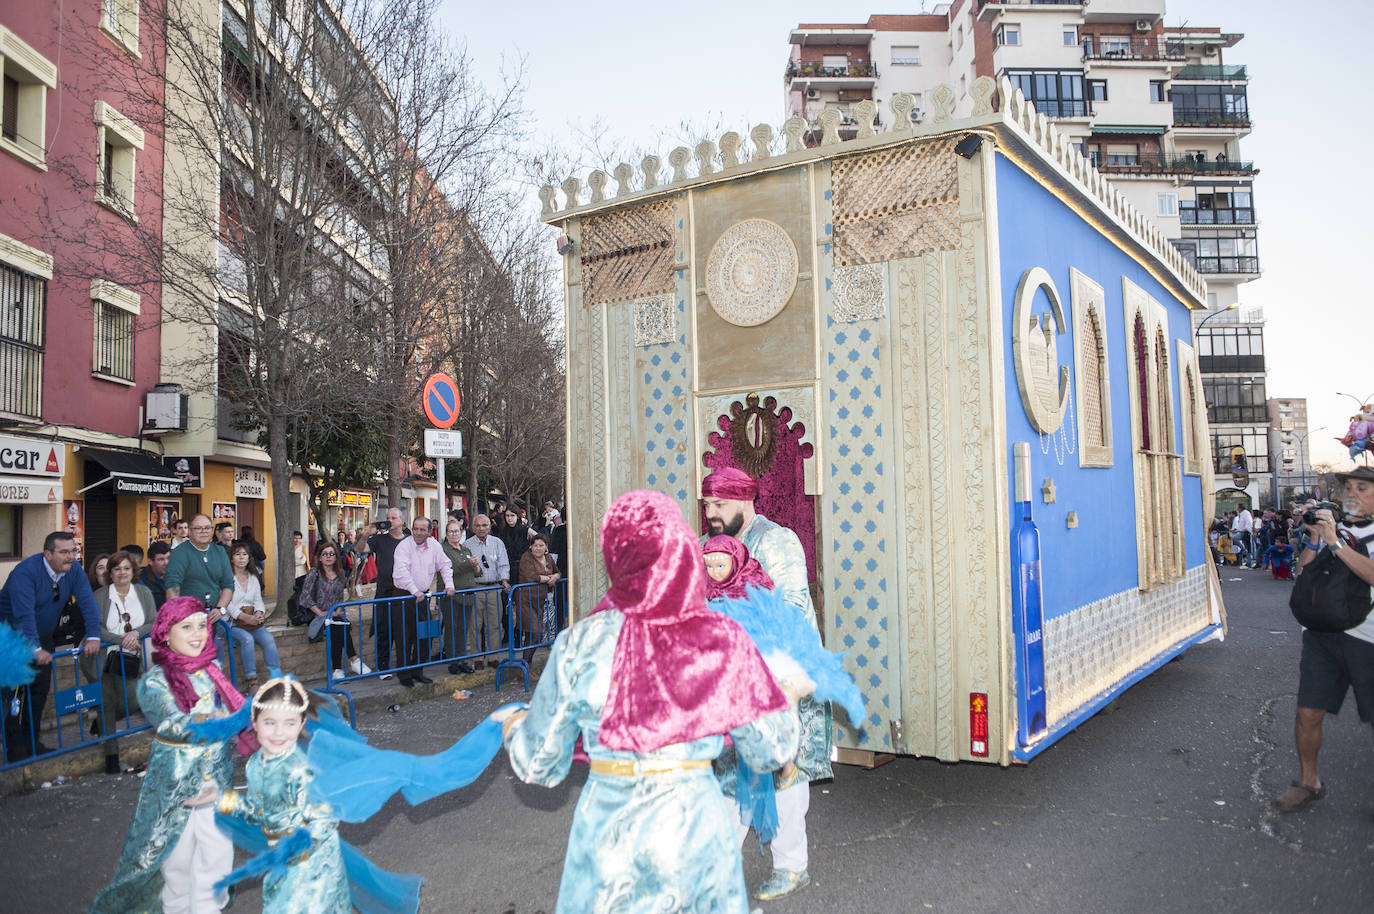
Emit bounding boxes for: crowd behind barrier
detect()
[0,580,571,769]
[0,626,241,772]
[323,580,568,725]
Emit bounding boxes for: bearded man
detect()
[700,467,831,901]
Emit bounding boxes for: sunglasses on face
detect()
[321,551,337,557]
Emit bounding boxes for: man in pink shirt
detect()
[391,516,455,686]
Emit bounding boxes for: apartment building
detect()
[783,0,1265,508]
[0,2,182,574]
[1268,397,1313,507]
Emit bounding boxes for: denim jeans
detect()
[228,623,281,678]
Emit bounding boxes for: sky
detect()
[438,0,1374,471]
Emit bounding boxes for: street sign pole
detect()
[436,457,446,521]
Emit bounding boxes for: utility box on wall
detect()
[546,78,1225,766]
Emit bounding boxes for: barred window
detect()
[94,300,134,380]
[0,260,45,418]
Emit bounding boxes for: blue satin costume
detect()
[219,744,351,914]
[503,609,800,914]
[90,668,235,913]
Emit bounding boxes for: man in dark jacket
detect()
[367,507,410,681]
[0,532,101,760]
[138,541,171,610]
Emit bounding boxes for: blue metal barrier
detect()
[496,580,569,691]
[1,624,241,772]
[321,580,569,726]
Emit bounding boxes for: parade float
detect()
[545,76,1226,765]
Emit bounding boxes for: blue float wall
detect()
[995,156,1205,621]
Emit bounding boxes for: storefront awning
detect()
[1091,124,1167,136]
[79,448,185,497]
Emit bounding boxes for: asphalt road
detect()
[2,568,1370,913]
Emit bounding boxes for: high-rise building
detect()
[784,0,1265,510]
[1268,397,1314,507]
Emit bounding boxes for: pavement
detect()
[1,567,1371,913]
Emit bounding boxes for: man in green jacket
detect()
[165,513,234,670]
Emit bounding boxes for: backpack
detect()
[287,572,314,626]
[1289,532,1374,632]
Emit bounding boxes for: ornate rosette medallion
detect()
[704,219,799,327]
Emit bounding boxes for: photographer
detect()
[1274,467,1374,813]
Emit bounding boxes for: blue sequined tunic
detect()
[90,668,235,914]
[220,744,351,914]
[504,609,800,914]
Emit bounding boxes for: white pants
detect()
[160,804,233,913]
[734,779,810,873]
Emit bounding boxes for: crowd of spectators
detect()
[1209,505,1307,579]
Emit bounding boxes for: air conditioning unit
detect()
[1135,19,1152,32]
[144,385,188,433]
[805,88,820,99]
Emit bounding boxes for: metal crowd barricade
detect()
[496,579,569,691]
[0,627,241,772]
[320,581,571,725]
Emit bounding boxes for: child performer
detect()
[495,491,802,914]
[216,677,351,914]
[91,597,249,914]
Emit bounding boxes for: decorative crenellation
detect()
[538,78,1206,306]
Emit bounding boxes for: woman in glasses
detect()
[82,550,155,772]
[301,540,369,681]
[225,541,282,694]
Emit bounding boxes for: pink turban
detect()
[701,467,758,501]
[591,490,787,753]
[151,596,256,754]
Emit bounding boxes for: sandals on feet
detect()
[1274,780,1326,813]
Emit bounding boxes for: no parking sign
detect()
[422,374,460,429]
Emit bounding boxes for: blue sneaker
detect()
[754,868,809,901]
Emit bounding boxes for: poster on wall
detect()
[149,500,180,547]
[211,501,237,530]
[63,500,84,553]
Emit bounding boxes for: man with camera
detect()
[463,514,510,666]
[1274,466,1374,813]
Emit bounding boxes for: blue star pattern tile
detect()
[636,297,693,519]
[824,315,896,749]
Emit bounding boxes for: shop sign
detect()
[0,434,64,477]
[149,501,180,545]
[114,476,182,496]
[234,468,269,499]
[327,490,374,508]
[163,455,205,489]
[0,475,61,504]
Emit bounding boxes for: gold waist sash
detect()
[588,758,712,777]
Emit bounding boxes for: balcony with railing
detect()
[1083,37,1184,62]
[1091,152,1256,176]
[1192,255,1260,275]
[1180,204,1256,226]
[1173,106,1251,129]
[0,263,45,419]
[1023,98,1093,118]
[1174,64,1248,81]
[786,61,879,92]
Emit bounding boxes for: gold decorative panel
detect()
[830,137,960,267]
[581,200,675,306]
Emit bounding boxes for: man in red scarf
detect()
[701,467,831,901]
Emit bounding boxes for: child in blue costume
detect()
[216,677,351,913]
[91,597,246,914]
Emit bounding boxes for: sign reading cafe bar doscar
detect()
[234,468,269,499]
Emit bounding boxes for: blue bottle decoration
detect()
[1012,442,1047,746]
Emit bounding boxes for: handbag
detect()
[103,649,141,681]
[307,613,329,643]
[1290,532,1374,632]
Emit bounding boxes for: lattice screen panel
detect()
[581,200,676,306]
[830,137,960,267]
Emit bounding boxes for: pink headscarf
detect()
[703,535,774,602]
[701,467,758,501]
[151,596,257,755]
[592,490,788,753]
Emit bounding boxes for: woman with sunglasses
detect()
[82,551,155,772]
[225,541,282,694]
[301,539,369,681]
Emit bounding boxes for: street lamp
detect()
[1284,426,1325,507]
[1193,302,1239,339]
[1336,391,1374,411]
